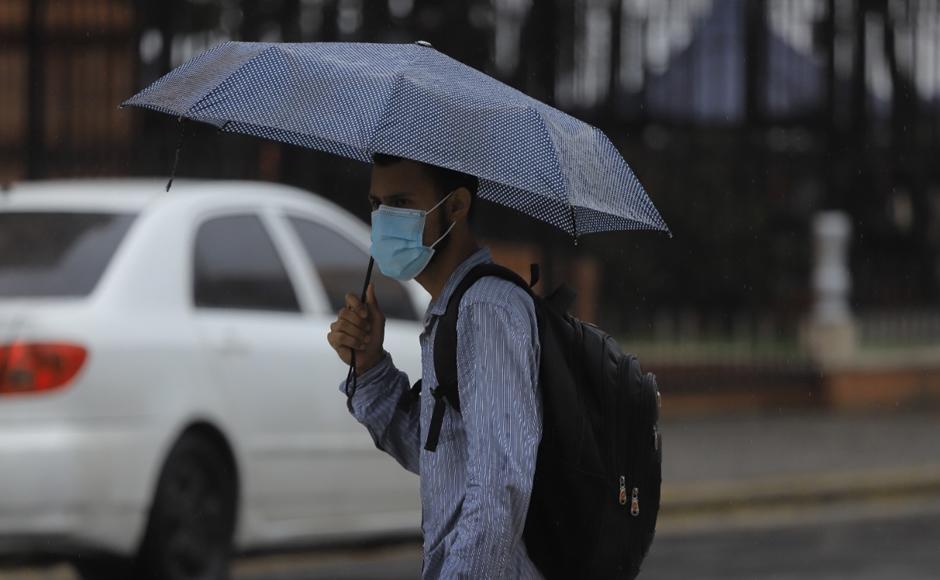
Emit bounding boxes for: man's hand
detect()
[327,283,386,375]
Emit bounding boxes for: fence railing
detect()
[619,308,940,367]
[857,309,940,349]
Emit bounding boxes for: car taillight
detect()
[0,342,87,395]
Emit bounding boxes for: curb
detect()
[660,464,940,517]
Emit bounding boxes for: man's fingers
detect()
[330,287,383,368]
[344,292,369,319]
[330,320,370,342]
[365,283,385,321]
[330,319,371,341]
[336,310,371,332]
[328,329,369,351]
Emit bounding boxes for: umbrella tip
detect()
[415,40,434,49]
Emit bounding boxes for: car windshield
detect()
[0,211,136,298]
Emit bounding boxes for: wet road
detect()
[640,509,940,580]
[4,506,939,579]
[230,507,940,580]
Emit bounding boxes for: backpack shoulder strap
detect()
[424,263,533,452]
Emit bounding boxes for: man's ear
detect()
[448,187,472,222]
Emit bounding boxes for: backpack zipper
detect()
[617,352,629,509]
[609,339,626,508]
[625,358,643,517]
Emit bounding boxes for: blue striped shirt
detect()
[340,247,543,579]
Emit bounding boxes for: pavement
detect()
[641,500,940,580]
[657,409,940,530]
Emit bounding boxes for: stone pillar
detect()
[801,211,857,364]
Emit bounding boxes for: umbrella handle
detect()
[165,117,188,192]
[344,256,375,406]
[358,256,375,304]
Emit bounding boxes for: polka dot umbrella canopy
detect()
[122,40,669,238]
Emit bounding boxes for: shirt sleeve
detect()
[338,351,421,474]
[441,299,542,579]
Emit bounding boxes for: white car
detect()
[0,179,426,578]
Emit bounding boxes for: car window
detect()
[0,211,136,298]
[193,214,300,312]
[287,216,418,321]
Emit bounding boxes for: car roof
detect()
[0,178,356,218]
[0,178,431,314]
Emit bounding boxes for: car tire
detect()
[72,555,134,580]
[135,433,238,580]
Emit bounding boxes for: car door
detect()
[281,213,425,526]
[192,211,363,535]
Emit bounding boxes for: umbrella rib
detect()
[522,107,568,198]
[364,74,403,155]
[192,43,280,113]
[364,50,424,156]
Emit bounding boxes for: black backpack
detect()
[408,262,662,579]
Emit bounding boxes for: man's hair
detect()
[372,152,478,222]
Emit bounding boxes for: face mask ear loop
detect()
[430,220,456,249]
[426,190,454,216]
[427,189,457,249]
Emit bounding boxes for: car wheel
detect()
[73,555,134,580]
[136,433,237,580]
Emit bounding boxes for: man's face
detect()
[368,159,449,247]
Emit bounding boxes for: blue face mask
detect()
[369,192,456,281]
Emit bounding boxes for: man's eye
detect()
[370,198,407,209]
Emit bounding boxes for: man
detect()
[326,153,542,579]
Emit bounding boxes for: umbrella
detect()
[121,40,671,394]
[121,40,669,239]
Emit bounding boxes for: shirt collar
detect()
[423,246,493,327]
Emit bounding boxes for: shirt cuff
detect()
[338,350,393,396]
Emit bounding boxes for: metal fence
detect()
[857,309,940,348]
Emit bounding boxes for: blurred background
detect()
[2,0,940,579]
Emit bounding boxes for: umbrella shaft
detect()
[345,256,375,399]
